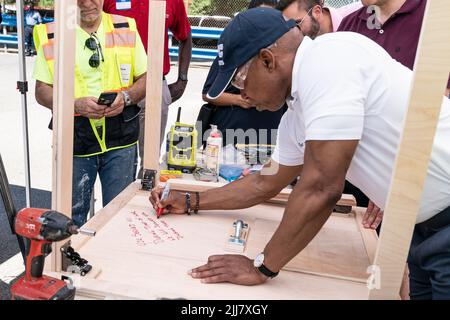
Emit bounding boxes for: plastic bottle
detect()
[205,125,222,175]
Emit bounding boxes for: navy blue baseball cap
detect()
[206,8,297,99]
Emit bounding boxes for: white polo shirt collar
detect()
[288,36,314,110]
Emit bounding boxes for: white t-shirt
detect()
[272,33,450,223]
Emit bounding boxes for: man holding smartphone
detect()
[103,0,192,178]
[33,0,147,227]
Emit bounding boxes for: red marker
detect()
[157,183,171,219]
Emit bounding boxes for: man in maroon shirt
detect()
[338,0,449,91]
[103,0,193,177]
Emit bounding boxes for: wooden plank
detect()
[355,209,378,265]
[46,273,145,300]
[70,182,141,251]
[245,213,376,283]
[51,268,368,300]
[167,178,357,207]
[369,0,450,299]
[66,189,372,299]
[50,0,77,272]
[143,0,166,173]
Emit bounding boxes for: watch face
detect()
[122,91,131,106]
[253,253,265,268]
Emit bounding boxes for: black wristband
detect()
[178,73,188,81]
[194,192,199,214]
[185,193,191,215]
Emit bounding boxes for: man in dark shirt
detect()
[202,58,286,146]
[201,0,287,148]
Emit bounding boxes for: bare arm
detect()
[105,73,147,117]
[188,140,358,285]
[150,160,302,213]
[35,80,53,110]
[36,80,106,119]
[36,73,146,119]
[202,93,252,109]
[199,161,302,210]
[168,33,192,103]
[263,140,358,272]
[177,33,192,80]
[129,73,147,103]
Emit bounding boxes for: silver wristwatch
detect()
[122,90,132,107]
[253,252,279,278]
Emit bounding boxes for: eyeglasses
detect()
[231,57,254,90]
[294,6,314,32]
[85,33,104,68]
[231,42,278,90]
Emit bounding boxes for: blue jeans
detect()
[407,205,450,300]
[71,145,137,227]
[25,26,35,51]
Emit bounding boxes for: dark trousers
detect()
[24,25,35,51]
[407,205,450,300]
[344,180,369,207]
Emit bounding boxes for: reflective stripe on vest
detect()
[105,30,136,48]
[105,15,136,48]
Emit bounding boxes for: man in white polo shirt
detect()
[150,8,450,299]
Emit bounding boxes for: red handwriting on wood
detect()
[126,211,184,247]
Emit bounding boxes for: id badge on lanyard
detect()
[116,0,131,10]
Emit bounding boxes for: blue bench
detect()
[191,27,222,40]
[169,26,222,60]
[1,15,221,60]
[0,34,18,45]
[0,14,54,48]
[1,14,54,27]
[169,46,218,60]
[1,14,17,28]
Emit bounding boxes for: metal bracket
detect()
[16,81,28,94]
[61,241,92,276]
[228,220,249,247]
[141,169,158,191]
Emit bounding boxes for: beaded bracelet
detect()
[185,192,191,215]
[194,192,200,214]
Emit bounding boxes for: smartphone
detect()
[98,92,118,106]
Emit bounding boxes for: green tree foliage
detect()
[189,0,248,17]
[4,0,54,9]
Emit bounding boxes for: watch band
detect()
[257,264,279,278]
[194,192,199,214]
[178,73,188,81]
[122,90,132,107]
[185,192,191,215]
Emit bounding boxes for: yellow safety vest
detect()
[34,12,140,157]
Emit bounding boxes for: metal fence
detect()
[324,0,360,8]
[186,0,360,27]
